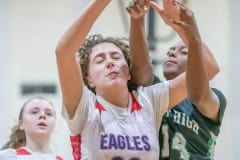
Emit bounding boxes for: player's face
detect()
[20,99,56,138]
[162,42,188,80]
[87,42,130,93]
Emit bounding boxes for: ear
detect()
[128,71,131,81]
[19,120,24,130]
[86,76,95,88]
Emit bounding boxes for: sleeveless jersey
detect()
[0,147,63,160]
[159,88,226,160]
[62,82,170,160]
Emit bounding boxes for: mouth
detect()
[164,60,177,65]
[107,71,119,77]
[37,122,47,127]
[106,71,120,80]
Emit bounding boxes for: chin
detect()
[163,71,178,80]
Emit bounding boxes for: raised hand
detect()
[170,1,201,41]
[150,0,200,44]
[150,0,180,29]
[126,0,150,19]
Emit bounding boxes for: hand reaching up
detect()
[149,0,180,29]
[150,0,201,43]
[126,0,150,19]
[170,1,201,41]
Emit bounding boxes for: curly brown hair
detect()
[78,34,135,92]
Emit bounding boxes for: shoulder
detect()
[135,81,169,105]
[138,81,169,92]
[0,148,17,159]
[211,88,227,111]
[211,88,226,102]
[211,88,227,123]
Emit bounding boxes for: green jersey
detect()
[159,88,226,160]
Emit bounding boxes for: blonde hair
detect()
[1,96,53,149]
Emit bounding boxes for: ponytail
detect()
[1,124,26,149]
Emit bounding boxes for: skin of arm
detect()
[127,0,154,86]
[55,0,111,118]
[126,0,188,108]
[127,0,218,87]
[154,0,220,120]
[176,3,220,120]
[127,0,220,120]
[160,0,219,79]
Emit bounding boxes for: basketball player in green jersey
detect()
[126,0,226,159]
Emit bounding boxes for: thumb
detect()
[149,1,162,13]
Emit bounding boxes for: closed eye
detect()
[111,52,122,59]
[181,51,188,55]
[94,57,104,64]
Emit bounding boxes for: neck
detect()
[97,85,129,108]
[25,135,51,154]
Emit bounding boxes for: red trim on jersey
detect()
[130,92,142,112]
[70,134,82,160]
[95,93,142,113]
[16,147,63,160]
[95,101,106,113]
[16,148,31,155]
[56,155,64,160]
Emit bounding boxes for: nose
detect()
[106,59,115,69]
[168,50,177,57]
[39,111,46,120]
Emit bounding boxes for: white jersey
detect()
[0,147,63,160]
[62,81,169,160]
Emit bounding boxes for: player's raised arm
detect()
[55,0,112,118]
[153,0,221,120]
[126,0,154,86]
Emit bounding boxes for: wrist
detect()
[131,17,144,25]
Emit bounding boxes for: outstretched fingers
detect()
[175,1,193,18]
[149,1,162,13]
[126,0,149,19]
[171,20,189,28]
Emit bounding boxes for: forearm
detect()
[187,38,220,119]
[186,37,209,99]
[176,29,219,79]
[130,17,154,86]
[55,0,111,55]
[55,0,111,117]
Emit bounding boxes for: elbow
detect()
[188,94,204,106]
[55,43,64,56]
[208,63,220,80]
[188,88,210,106]
[187,87,204,105]
[130,66,154,86]
[214,63,220,75]
[55,39,69,56]
[140,69,155,86]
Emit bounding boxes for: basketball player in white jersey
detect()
[0,97,64,160]
[55,0,203,159]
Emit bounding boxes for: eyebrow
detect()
[179,46,187,50]
[169,46,176,50]
[30,106,53,112]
